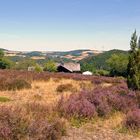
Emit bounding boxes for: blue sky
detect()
[0,0,140,51]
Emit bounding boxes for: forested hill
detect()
[80,49,128,70]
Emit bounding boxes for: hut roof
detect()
[58,63,81,72]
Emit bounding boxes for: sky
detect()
[0,0,140,51]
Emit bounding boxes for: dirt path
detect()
[62,126,140,140]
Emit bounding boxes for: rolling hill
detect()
[1,48,128,69]
[80,49,128,70]
[1,48,102,62]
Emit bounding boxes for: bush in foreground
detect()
[0,104,65,140]
[0,106,28,139]
[58,95,97,118]
[57,85,138,119]
[124,109,140,131]
[28,119,65,140]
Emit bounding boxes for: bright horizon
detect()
[0,0,140,51]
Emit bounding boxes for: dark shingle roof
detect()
[58,63,81,72]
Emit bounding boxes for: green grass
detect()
[117,126,140,137]
[0,96,11,102]
[70,117,89,128]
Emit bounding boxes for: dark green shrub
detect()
[107,53,128,77]
[0,59,12,69]
[43,60,57,72]
[95,69,110,76]
[34,65,43,73]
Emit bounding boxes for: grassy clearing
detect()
[0,71,139,139]
[0,78,92,105]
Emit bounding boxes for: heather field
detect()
[0,70,140,140]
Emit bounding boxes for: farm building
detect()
[28,66,35,71]
[28,66,43,71]
[57,63,81,73]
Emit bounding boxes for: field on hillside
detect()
[0,70,140,140]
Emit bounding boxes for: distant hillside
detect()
[24,51,44,57]
[1,48,102,63]
[50,49,91,56]
[1,48,128,67]
[23,49,100,62]
[0,48,8,51]
[48,49,102,61]
[80,49,128,70]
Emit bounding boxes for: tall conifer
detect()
[127,31,140,90]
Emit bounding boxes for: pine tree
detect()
[137,37,140,89]
[127,31,140,90]
[138,37,140,49]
